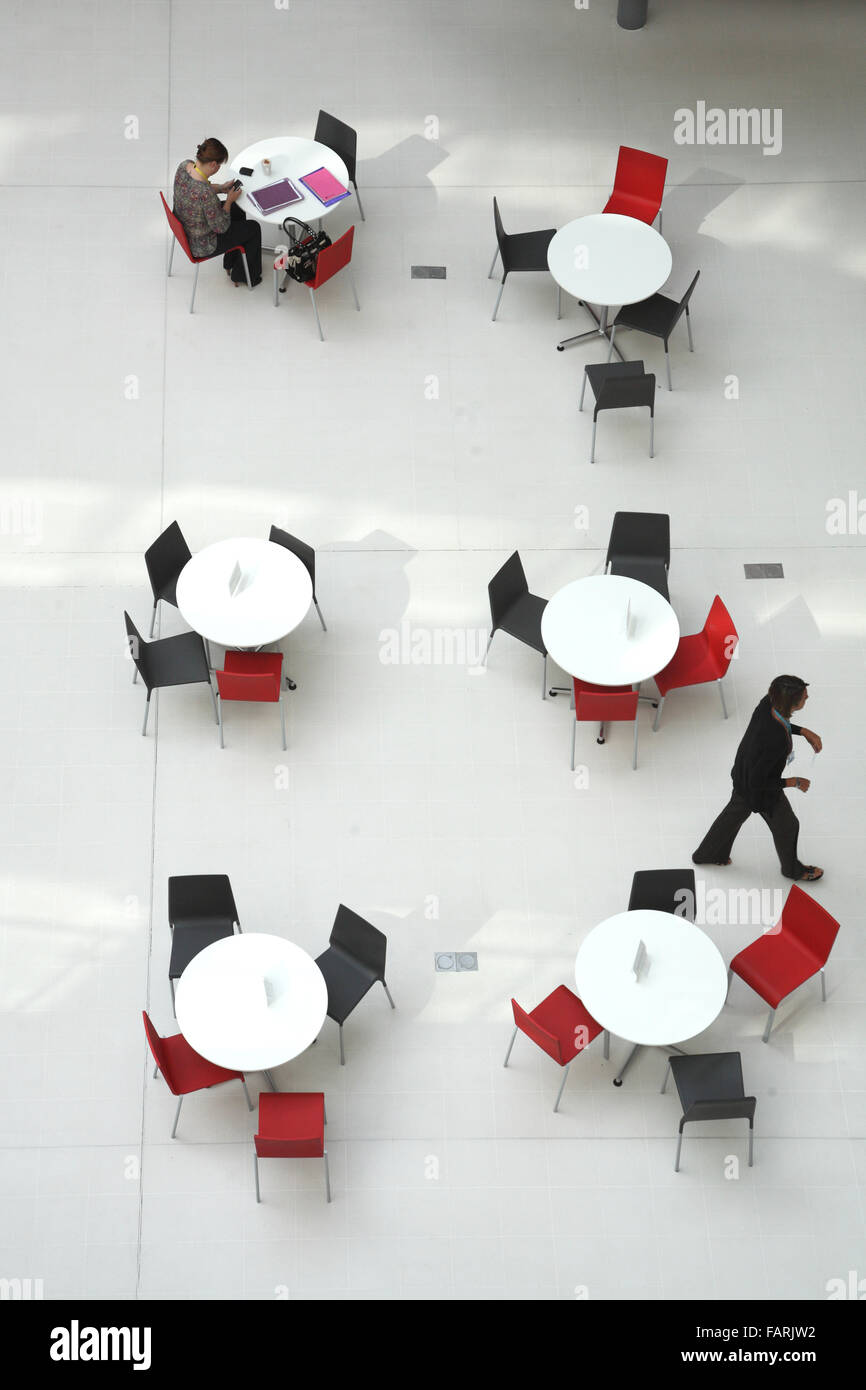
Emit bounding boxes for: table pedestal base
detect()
[613,1042,688,1087]
[556,302,625,359]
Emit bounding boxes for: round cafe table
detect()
[176,537,312,651]
[541,573,679,688]
[548,212,672,355]
[174,933,328,1080]
[575,909,728,1086]
[230,136,350,242]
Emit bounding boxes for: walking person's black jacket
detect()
[731,695,802,813]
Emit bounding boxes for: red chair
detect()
[142,1010,253,1138]
[159,192,252,313]
[728,887,840,1042]
[253,1092,331,1203]
[652,596,737,731]
[603,146,668,231]
[306,227,360,340]
[572,678,640,770]
[504,985,609,1112]
[214,652,290,749]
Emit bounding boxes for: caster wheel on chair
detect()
[613,1079,623,1087]
[597,737,605,745]
[556,345,564,352]
[287,680,297,691]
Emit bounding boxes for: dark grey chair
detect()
[166,875,242,1013]
[608,270,700,389]
[314,905,395,1064]
[490,197,558,321]
[628,868,696,920]
[662,1052,756,1172]
[579,361,655,464]
[144,521,192,637]
[484,551,549,701]
[314,110,364,220]
[269,525,326,631]
[124,611,216,737]
[605,510,670,602]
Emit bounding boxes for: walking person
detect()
[693,675,823,881]
[173,137,263,287]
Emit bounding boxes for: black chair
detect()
[484,552,549,701]
[579,362,655,464]
[662,1052,756,1172]
[489,198,557,321]
[167,874,242,1010]
[608,270,700,390]
[605,510,670,602]
[314,110,364,221]
[314,905,395,1064]
[269,526,326,632]
[628,868,696,920]
[144,521,192,637]
[124,611,216,737]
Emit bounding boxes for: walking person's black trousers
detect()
[693,790,806,879]
[215,202,262,285]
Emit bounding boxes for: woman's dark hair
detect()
[196,137,228,165]
[768,675,808,718]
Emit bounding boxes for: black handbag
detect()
[279,217,332,285]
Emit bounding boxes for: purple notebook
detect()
[248,178,303,215]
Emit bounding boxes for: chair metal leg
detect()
[167,238,175,276]
[657,208,663,235]
[338,1023,345,1066]
[590,419,597,465]
[279,696,287,751]
[748,1123,754,1166]
[483,631,494,664]
[210,680,219,724]
[309,287,324,341]
[541,651,548,702]
[132,664,138,685]
[217,696,224,749]
[323,1149,332,1202]
[665,346,672,390]
[171,1096,183,1139]
[353,182,365,221]
[652,696,665,731]
[603,1030,610,1060]
[597,721,605,745]
[382,981,396,1008]
[488,245,499,278]
[649,414,654,458]
[263,1070,277,1091]
[556,285,562,320]
[241,1078,253,1111]
[820,968,826,1002]
[579,371,588,411]
[686,306,694,351]
[762,1008,776,1043]
[254,1150,261,1203]
[607,325,616,362]
[503,1025,518,1067]
[240,250,252,290]
[149,601,158,638]
[725,966,733,1002]
[142,693,151,737]
[491,279,506,321]
[153,1063,158,1080]
[632,715,639,770]
[613,1042,640,1086]
[661,1062,671,1094]
[570,717,577,771]
[718,679,728,719]
[553,1064,571,1113]
[189,264,199,314]
[349,269,360,311]
[273,266,280,307]
[674,1127,683,1172]
[313,598,327,631]
[169,976,176,1015]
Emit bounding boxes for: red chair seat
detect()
[521,984,603,1065]
[255,1091,325,1158]
[730,935,823,1009]
[603,146,667,227]
[217,650,283,702]
[573,677,632,697]
[160,1031,245,1095]
[653,632,717,695]
[603,192,660,225]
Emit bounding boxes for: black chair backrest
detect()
[144,521,191,601]
[665,269,701,337]
[168,874,239,928]
[629,869,696,920]
[488,551,529,628]
[681,1096,757,1127]
[123,610,149,686]
[314,110,357,180]
[330,904,387,978]
[595,371,655,418]
[606,511,670,569]
[269,525,316,588]
[492,197,507,256]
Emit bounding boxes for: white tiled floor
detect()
[1,0,865,1301]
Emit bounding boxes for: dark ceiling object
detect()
[618,0,648,28]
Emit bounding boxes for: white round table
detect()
[176,538,312,649]
[548,213,672,354]
[575,908,728,1085]
[541,574,679,686]
[174,933,328,1073]
[231,136,350,238]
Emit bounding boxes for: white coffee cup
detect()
[262,158,271,177]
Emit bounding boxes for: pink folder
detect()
[299,166,351,207]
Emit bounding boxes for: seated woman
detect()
[173,137,262,287]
